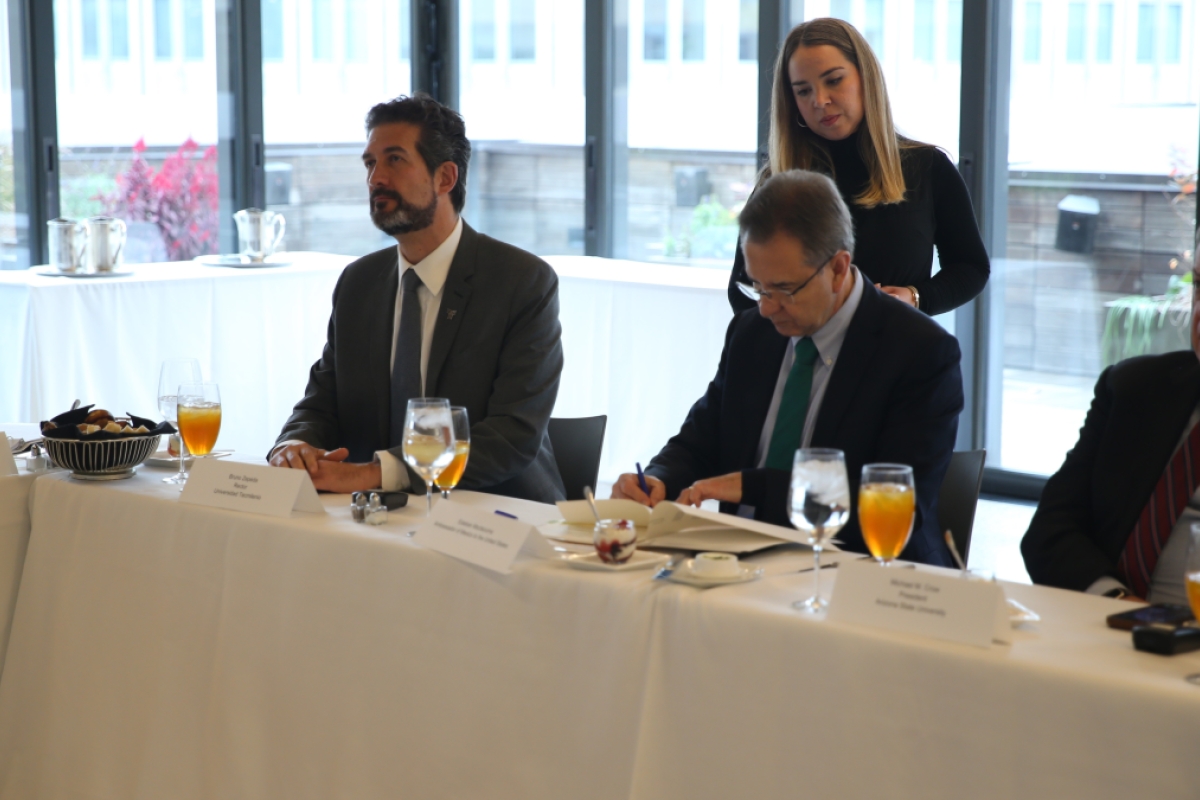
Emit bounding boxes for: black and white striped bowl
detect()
[43,434,162,480]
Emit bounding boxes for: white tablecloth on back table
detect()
[1,471,1198,798]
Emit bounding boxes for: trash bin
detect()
[1055,194,1099,254]
[674,167,710,207]
[265,162,294,207]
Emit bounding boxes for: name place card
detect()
[0,433,18,477]
[413,501,555,574]
[827,559,1010,649]
[180,459,325,517]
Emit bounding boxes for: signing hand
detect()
[612,473,667,506]
[270,443,349,476]
[876,284,917,307]
[675,472,742,507]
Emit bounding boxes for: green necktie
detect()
[765,337,819,471]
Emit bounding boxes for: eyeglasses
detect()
[736,257,832,306]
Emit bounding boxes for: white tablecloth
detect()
[1,470,1198,798]
[0,255,350,460]
[0,423,48,674]
[0,254,731,484]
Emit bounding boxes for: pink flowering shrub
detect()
[101,138,219,261]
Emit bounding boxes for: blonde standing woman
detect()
[728,18,989,316]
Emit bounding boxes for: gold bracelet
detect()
[906,285,920,309]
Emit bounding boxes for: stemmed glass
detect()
[434,406,471,499]
[175,383,222,489]
[401,398,456,516]
[789,448,851,613]
[859,464,916,566]
[158,358,201,484]
[1185,524,1200,685]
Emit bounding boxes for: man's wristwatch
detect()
[1103,587,1134,600]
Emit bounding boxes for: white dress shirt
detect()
[377,218,464,491]
[271,218,464,492]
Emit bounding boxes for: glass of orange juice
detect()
[176,382,222,488]
[858,464,916,565]
[434,407,470,499]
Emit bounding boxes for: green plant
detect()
[1100,272,1192,367]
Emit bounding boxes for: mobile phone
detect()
[1106,603,1195,631]
[1132,623,1200,656]
[378,491,409,510]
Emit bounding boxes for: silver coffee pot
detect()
[47,218,87,273]
[85,216,127,273]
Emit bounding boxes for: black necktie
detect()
[389,268,425,446]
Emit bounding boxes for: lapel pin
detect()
[445,309,457,320]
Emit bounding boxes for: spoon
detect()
[582,486,602,523]
[70,399,81,410]
[943,529,968,574]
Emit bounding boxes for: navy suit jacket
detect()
[646,281,962,566]
[274,221,566,503]
[1022,351,1200,590]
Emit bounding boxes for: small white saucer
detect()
[666,559,764,588]
[1007,598,1040,625]
[563,551,669,572]
[34,267,134,279]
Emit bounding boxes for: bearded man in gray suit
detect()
[270,94,565,502]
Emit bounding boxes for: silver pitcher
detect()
[85,216,127,273]
[47,218,87,273]
[233,208,286,261]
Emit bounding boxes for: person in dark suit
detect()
[271,94,565,503]
[612,170,962,566]
[1022,257,1200,603]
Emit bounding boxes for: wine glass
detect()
[859,464,916,566]
[175,383,222,489]
[434,406,470,499]
[1185,523,1200,685]
[158,358,201,484]
[789,448,851,613]
[401,398,455,516]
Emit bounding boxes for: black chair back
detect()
[547,416,608,501]
[937,449,987,563]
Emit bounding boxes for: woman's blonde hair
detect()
[767,18,921,208]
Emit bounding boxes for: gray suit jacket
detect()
[274,221,566,503]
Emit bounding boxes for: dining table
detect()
[0,463,1196,799]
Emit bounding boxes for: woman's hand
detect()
[876,284,917,307]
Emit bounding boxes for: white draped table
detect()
[0,470,1198,799]
[0,254,732,483]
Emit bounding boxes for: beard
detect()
[369,187,438,235]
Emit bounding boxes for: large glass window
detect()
[682,0,705,61]
[738,0,756,62]
[262,0,283,61]
[0,0,26,270]
[472,0,495,61]
[1164,3,1181,63]
[55,0,220,263]
[261,0,411,258]
[1066,3,1085,63]
[458,0,584,257]
[312,0,332,61]
[81,0,99,59]
[1023,1,1041,63]
[914,0,935,62]
[994,1,1199,475]
[1095,2,1113,62]
[345,0,367,64]
[110,0,129,60]
[510,0,536,61]
[623,0,757,265]
[644,0,666,60]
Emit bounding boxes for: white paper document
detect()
[828,559,1011,648]
[550,499,806,553]
[0,433,18,477]
[179,459,325,517]
[414,501,555,574]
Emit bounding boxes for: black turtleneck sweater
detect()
[728,132,990,317]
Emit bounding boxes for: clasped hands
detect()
[270,443,382,493]
[611,470,743,508]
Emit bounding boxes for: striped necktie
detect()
[765,337,819,471]
[1116,421,1200,598]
